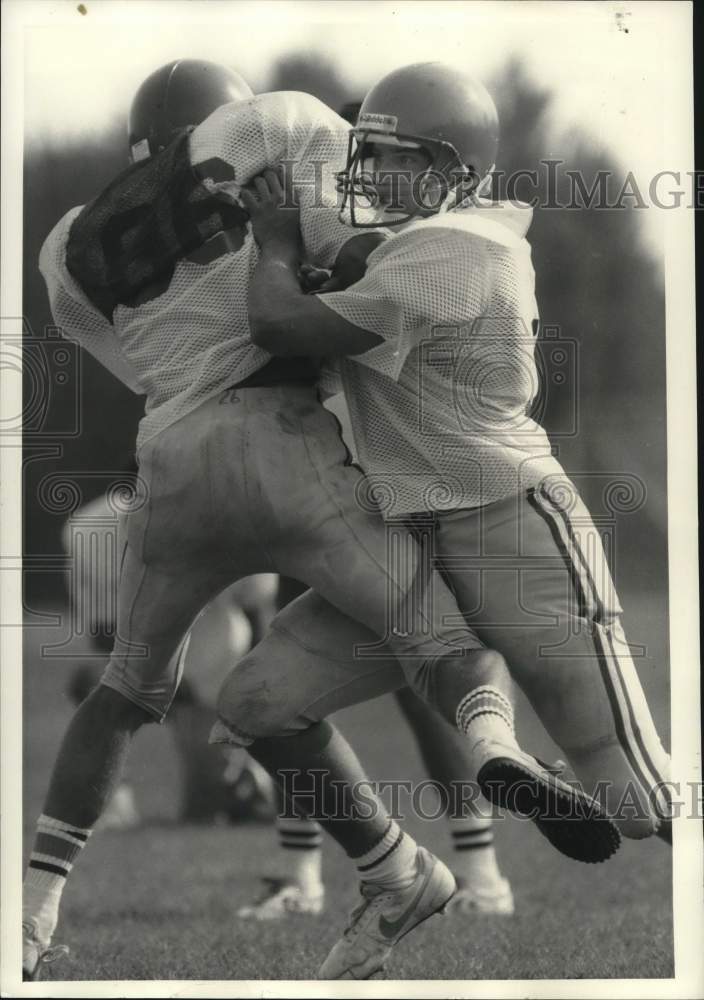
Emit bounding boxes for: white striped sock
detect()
[277,817,323,851]
[449,817,503,885]
[36,814,92,849]
[24,814,92,943]
[449,816,494,850]
[456,686,516,750]
[276,818,323,893]
[354,821,418,891]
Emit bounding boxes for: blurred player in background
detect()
[60,480,278,827]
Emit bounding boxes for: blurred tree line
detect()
[23,55,667,610]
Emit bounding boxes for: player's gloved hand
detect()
[241,169,302,257]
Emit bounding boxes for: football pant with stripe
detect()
[217,482,670,839]
[437,483,671,838]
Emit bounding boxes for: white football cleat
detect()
[318,847,456,980]
[237,878,324,920]
[22,918,68,982]
[446,874,515,915]
[474,739,621,864]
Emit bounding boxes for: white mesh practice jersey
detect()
[39,91,355,451]
[320,201,564,516]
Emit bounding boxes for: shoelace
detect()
[342,884,388,941]
[36,946,69,968]
[23,922,69,972]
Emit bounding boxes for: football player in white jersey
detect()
[24,59,575,980]
[227,104,514,926]
[212,62,672,978]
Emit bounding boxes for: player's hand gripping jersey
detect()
[320,200,563,515]
[39,92,355,450]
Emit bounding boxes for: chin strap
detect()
[443,165,494,214]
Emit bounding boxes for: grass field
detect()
[21,589,673,982]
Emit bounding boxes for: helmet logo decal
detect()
[357,112,398,132]
[130,139,151,163]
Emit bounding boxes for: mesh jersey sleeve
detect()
[38,209,144,393]
[190,90,357,269]
[318,226,489,378]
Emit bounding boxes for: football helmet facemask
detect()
[337,62,499,227]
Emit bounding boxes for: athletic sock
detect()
[276,817,324,895]
[448,816,503,885]
[24,814,92,943]
[353,820,418,892]
[455,686,518,755]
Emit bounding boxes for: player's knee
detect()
[215,652,301,745]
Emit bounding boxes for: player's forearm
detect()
[249,244,381,358]
[248,244,312,354]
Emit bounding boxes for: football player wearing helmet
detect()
[215,62,671,978]
[23,59,531,979]
[127,59,254,163]
[337,66,498,229]
[233,101,512,923]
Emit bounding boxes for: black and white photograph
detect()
[1,0,701,995]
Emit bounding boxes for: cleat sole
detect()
[478,756,621,864]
